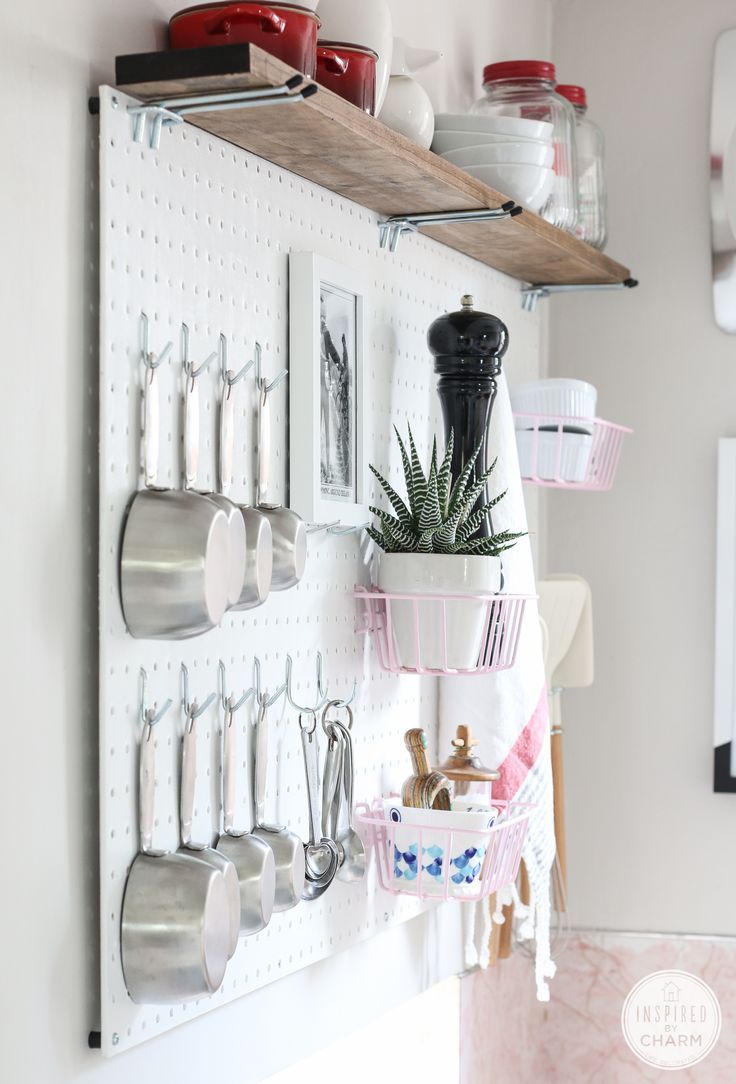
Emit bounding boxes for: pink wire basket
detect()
[355,587,532,676]
[355,799,534,902]
[513,412,631,490]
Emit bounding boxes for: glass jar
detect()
[557,84,607,250]
[471,60,578,231]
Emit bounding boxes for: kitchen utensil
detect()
[216,701,276,934]
[316,43,378,115]
[121,718,231,1003]
[437,724,499,797]
[300,714,340,900]
[434,113,553,140]
[378,38,439,148]
[401,728,452,810]
[316,0,392,113]
[251,697,305,910]
[120,361,230,639]
[257,379,306,591]
[538,575,594,910]
[441,142,555,169]
[178,709,241,958]
[431,129,552,154]
[169,3,322,78]
[322,714,365,883]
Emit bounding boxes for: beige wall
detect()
[549,0,736,934]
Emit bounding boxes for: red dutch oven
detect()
[169,3,322,78]
[316,42,377,115]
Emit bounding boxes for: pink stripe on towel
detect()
[493,685,549,801]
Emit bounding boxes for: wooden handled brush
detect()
[401,728,452,810]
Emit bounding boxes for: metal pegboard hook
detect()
[181,323,217,379]
[306,520,342,535]
[329,679,358,711]
[219,333,255,389]
[127,104,184,150]
[218,659,255,714]
[255,341,288,396]
[253,656,287,707]
[138,667,173,726]
[139,312,173,371]
[285,652,330,713]
[328,522,370,536]
[180,662,217,719]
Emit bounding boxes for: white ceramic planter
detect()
[375,551,501,670]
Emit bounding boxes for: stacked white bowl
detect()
[432,113,555,213]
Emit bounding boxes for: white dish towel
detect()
[438,378,556,1000]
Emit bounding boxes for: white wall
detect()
[549,0,736,934]
[0,1,549,1081]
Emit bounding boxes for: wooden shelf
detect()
[115,44,632,287]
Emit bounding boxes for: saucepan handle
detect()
[253,697,269,827]
[203,5,286,37]
[318,48,349,76]
[219,378,235,496]
[183,370,199,490]
[257,380,270,506]
[142,364,159,489]
[139,723,156,854]
[222,705,237,834]
[180,713,197,847]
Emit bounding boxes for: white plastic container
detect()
[515,428,593,483]
[510,378,597,419]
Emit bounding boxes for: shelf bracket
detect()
[92,77,318,150]
[520,276,638,312]
[378,201,522,253]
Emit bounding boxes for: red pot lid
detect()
[317,40,378,59]
[482,59,556,84]
[556,84,587,107]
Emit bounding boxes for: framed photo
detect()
[288,252,367,526]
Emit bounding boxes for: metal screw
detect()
[112,1033,120,1046]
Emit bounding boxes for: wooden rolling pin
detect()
[401,729,452,810]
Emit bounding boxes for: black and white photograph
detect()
[319,283,356,503]
[289,252,366,526]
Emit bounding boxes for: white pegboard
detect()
[97,85,542,1055]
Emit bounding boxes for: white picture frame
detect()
[288,252,367,526]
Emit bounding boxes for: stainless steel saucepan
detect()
[178,708,240,958]
[216,700,276,934]
[256,379,307,591]
[121,717,231,1004]
[252,696,305,910]
[120,359,230,639]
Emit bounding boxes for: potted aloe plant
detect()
[368,426,524,669]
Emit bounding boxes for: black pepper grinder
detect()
[427,296,509,538]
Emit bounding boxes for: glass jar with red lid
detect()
[557,84,607,250]
[471,60,578,232]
